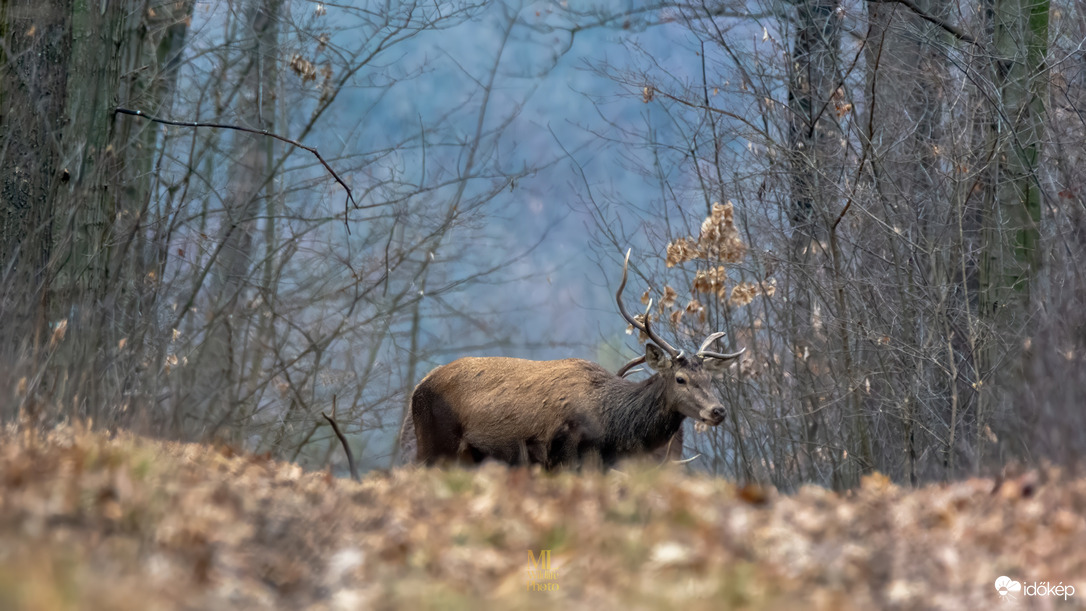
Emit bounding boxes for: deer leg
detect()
[525,437,549,467]
[547,414,603,471]
[650,427,684,462]
[546,422,579,471]
[412,385,463,465]
[456,439,479,465]
[411,388,436,464]
[579,445,605,472]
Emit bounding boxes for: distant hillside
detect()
[0,426,1082,609]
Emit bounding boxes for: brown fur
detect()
[411,347,729,469]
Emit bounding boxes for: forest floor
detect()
[0,426,1084,610]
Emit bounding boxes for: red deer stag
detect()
[410,250,744,469]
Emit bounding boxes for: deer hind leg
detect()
[411,385,463,465]
[524,438,549,467]
[456,439,490,465]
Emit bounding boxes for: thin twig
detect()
[113,107,356,225]
[321,396,360,481]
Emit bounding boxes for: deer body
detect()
[409,250,743,470]
[412,357,606,468]
[413,350,730,468]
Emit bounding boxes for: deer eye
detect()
[675,375,687,385]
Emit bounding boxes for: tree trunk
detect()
[787,0,854,484]
[1,1,192,423]
[976,0,1048,463]
[190,0,281,439]
[0,2,70,381]
[863,0,952,479]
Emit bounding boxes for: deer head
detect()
[615,249,744,426]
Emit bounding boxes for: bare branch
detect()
[321,397,359,482]
[112,107,357,220]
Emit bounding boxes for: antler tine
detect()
[697,331,727,355]
[699,346,746,361]
[616,356,646,377]
[615,249,641,328]
[616,249,681,358]
[643,297,685,361]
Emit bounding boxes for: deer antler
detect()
[695,319,747,360]
[616,356,645,377]
[697,331,744,360]
[617,299,669,377]
[617,249,681,358]
[698,332,727,354]
[700,347,745,360]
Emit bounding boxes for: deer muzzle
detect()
[701,405,726,426]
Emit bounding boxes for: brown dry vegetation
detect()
[1,426,1084,610]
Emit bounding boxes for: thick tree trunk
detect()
[1,1,192,423]
[0,3,70,377]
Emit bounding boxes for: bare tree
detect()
[568,0,1078,488]
[2,0,194,424]
[2,1,555,477]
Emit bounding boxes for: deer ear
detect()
[644,343,672,371]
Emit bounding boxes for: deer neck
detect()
[602,374,685,456]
